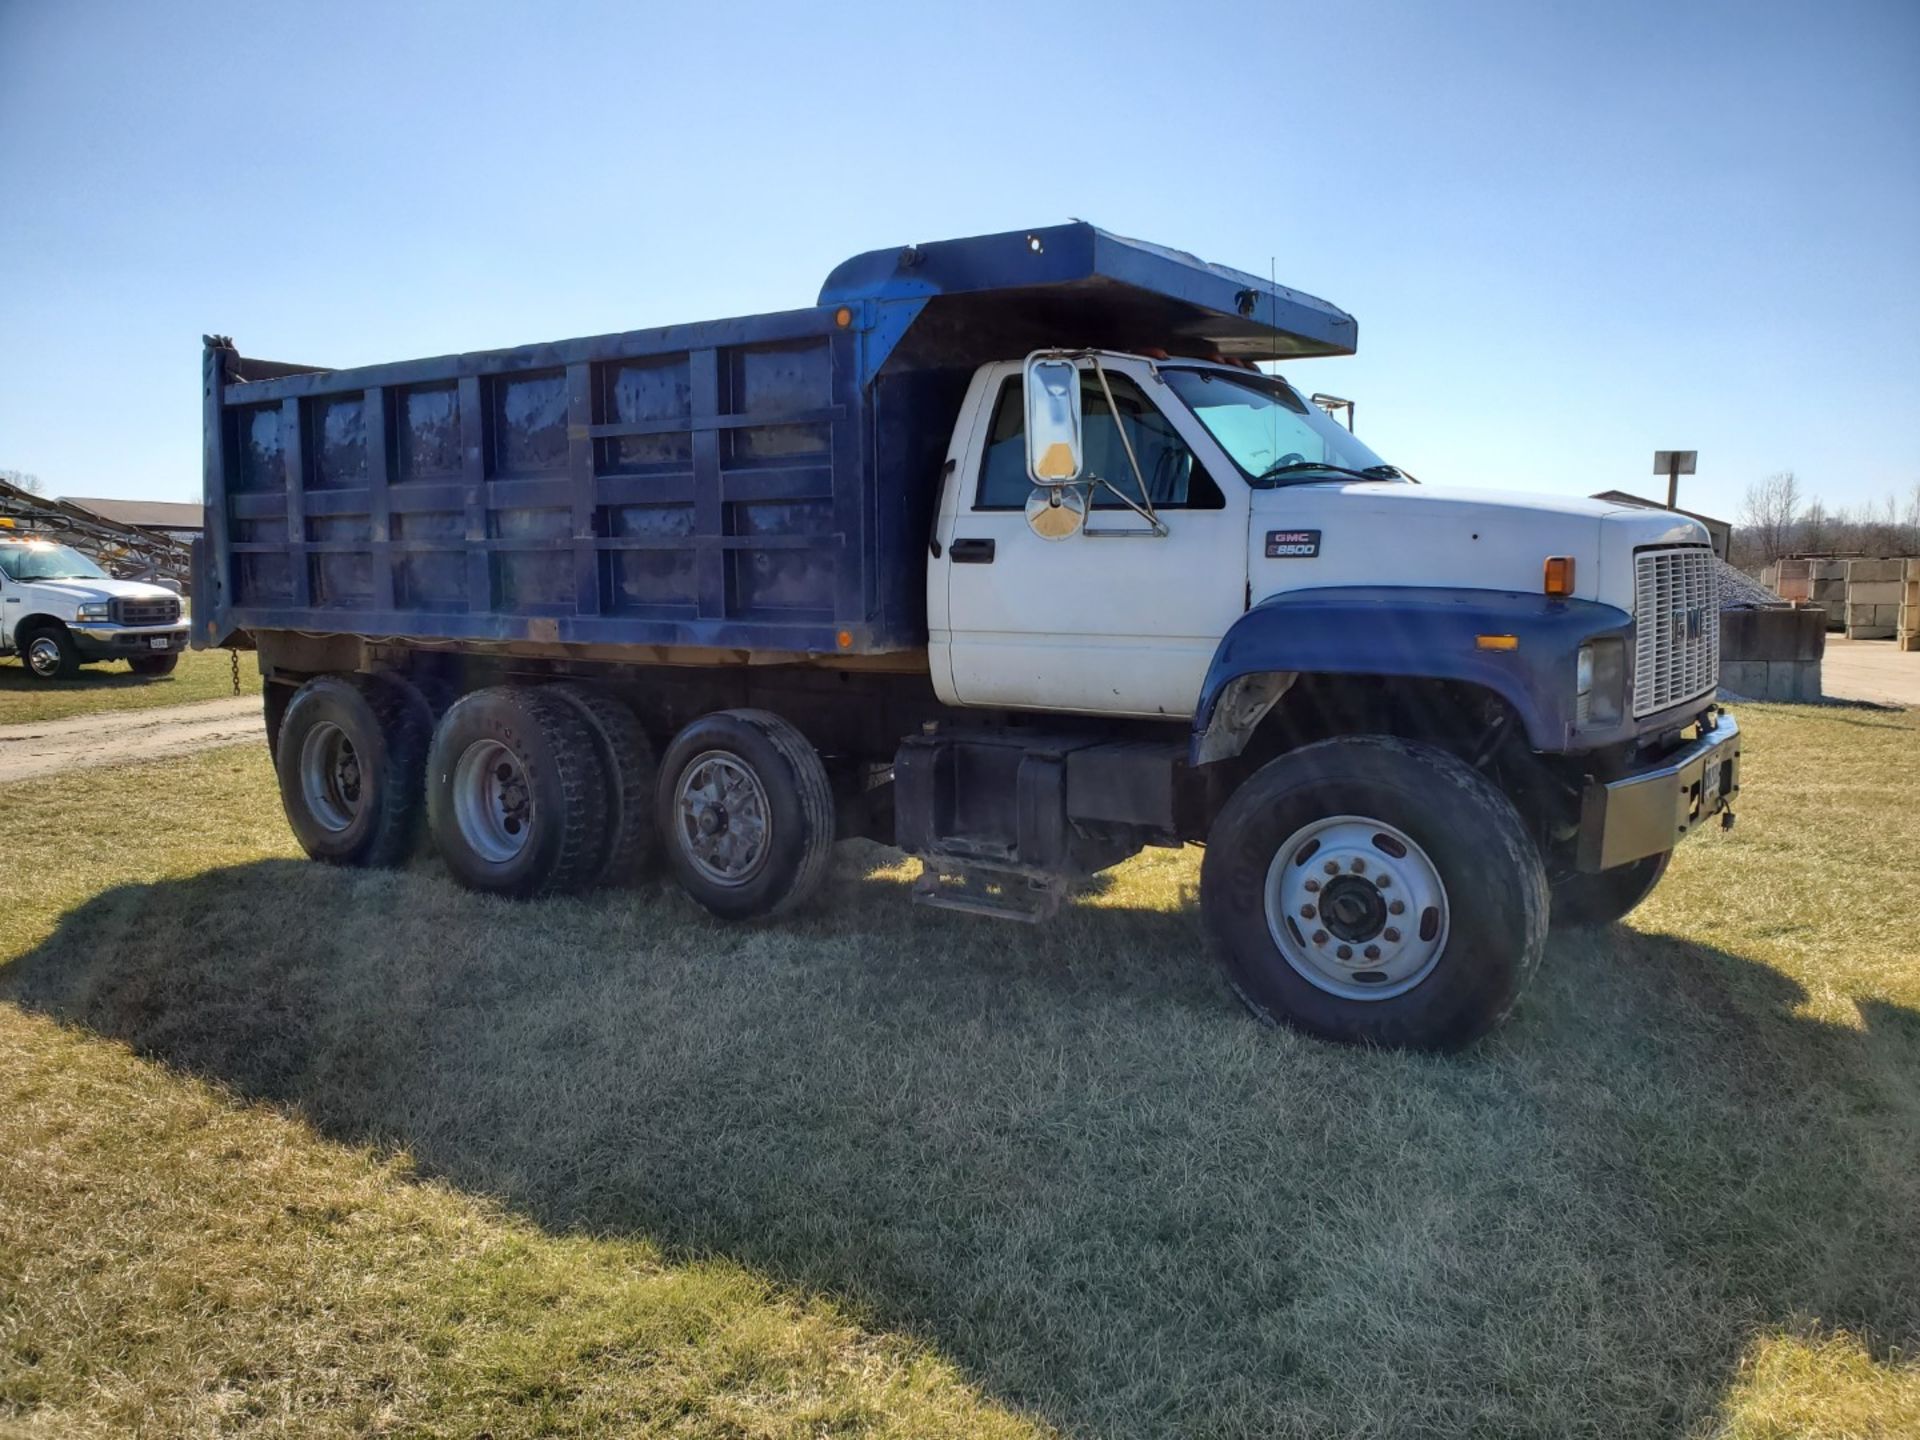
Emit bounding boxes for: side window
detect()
[973,373,1224,511]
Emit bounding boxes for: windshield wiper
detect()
[1254,460,1384,485]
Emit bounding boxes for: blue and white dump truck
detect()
[196,223,1739,1049]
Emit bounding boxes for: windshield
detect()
[0,543,108,582]
[1160,367,1399,484]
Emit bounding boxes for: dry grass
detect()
[0,645,260,725]
[2,703,1916,1437]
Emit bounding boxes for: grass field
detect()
[2,703,1916,1437]
[0,645,260,725]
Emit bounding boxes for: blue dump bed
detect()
[198,223,1355,657]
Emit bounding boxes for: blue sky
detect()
[2,0,1915,521]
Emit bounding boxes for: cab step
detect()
[912,861,1069,923]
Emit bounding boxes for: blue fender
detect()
[1191,586,1633,761]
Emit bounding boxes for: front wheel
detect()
[1200,736,1548,1050]
[18,626,79,681]
[1549,851,1670,929]
[128,653,179,677]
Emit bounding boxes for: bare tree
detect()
[0,468,43,495]
[1740,471,1800,563]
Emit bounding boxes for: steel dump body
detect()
[197,223,1355,657]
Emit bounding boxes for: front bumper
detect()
[70,623,191,661]
[1575,711,1741,872]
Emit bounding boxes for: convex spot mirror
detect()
[1024,355,1083,484]
[1025,483,1086,541]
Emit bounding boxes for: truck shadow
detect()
[4,854,1915,1437]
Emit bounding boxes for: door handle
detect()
[949,537,995,564]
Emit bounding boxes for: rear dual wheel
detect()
[656,709,835,920]
[276,674,431,867]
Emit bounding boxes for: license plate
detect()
[149,636,170,650]
[1702,755,1723,800]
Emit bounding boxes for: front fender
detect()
[1191,586,1632,761]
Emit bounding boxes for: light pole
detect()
[1653,450,1696,510]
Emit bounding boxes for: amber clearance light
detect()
[1543,555,1576,597]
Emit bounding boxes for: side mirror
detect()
[1024,355,1083,484]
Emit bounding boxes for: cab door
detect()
[934,358,1249,719]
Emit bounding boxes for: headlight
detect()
[76,601,110,621]
[1576,639,1626,727]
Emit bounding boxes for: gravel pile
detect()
[1716,558,1789,610]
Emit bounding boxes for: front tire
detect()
[1550,851,1670,928]
[1200,736,1548,1050]
[426,686,610,899]
[275,674,430,867]
[18,625,79,681]
[128,653,179,677]
[655,709,835,920]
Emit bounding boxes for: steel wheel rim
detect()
[452,738,534,864]
[299,720,364,833]
[26,636,62,677]
[1263,814,1450,1001]
[673,750,770,886]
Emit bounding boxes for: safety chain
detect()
[228,646,241,696]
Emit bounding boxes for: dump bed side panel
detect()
[200,308,906,656]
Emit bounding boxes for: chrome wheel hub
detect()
[299,720,364,833]
[452,738,534,863]
[673,751,770,886]
[1263,814,1449,1001]
[26,636,62,677]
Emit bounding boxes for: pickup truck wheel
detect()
[19,625,79,682]
[128,653,179,677]
[546,682,658,886]
[427,686,610,899]
[1550,851,1671,928]
[656,709,834,920]
[276,674,430,867]
[1200,736,1548,1051]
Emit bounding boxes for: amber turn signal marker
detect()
[1543,555,1575,596]
[1476,634,1519,650]
[834,306,853,328]
[836,630,853,649]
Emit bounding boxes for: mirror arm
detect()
[1086,358,1167,537]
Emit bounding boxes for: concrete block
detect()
[1811,578,1847,599]
[1762,659,1822,701]
[1847,580,1904,605]
[1847,558,1905,583]
[1907,558,1920,581]
[1847,624,1896,640]
[1811,560,1849,581]
[1719,660,1767,696]
[1720,606,1826,661]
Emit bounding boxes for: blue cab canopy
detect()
[823,221,1357,383]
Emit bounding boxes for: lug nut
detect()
[1351,857,1367,874]
[1323,860,1340,876]
[1375,875,1391,889]
[1300,904,1316,919]
[1336,944,1353,961]
[1383,927,1400,943]
[1364,944,1381,960]
[1312,930,1328,945]
[1388,900,1406,915]
[1304,879,1321,893]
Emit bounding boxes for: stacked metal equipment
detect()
[0,474,193,590]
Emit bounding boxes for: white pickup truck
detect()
[0,537,189,680]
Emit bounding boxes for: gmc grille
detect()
[1632,547,1718,717]
[112,596,180,627]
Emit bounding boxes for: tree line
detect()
[1733,472,1920,569]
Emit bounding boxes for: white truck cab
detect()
[0,537,188,681]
